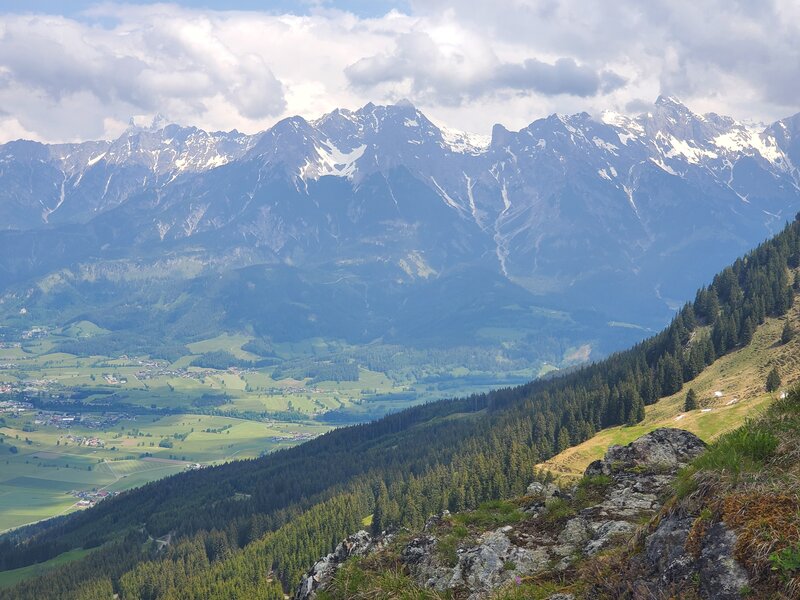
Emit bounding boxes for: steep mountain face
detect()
[2,97,799,352]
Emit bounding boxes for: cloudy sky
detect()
[1,0,799,143]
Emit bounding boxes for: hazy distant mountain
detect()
[2,97,799,359]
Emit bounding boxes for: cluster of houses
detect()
[21,327,48,340]
[134,364,246,383]
[268,431,317,444]
[64,433,105,448]
[134,365,195,381]
[0,399,34,415]
[72,489,117,507]
[31,411,130,431]
[0,379,55,395]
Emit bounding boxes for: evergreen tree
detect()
[372,482,389,535]
[766,367,782,392]
[782,320,795,344]
[629,394,646,424]
[658,354,683,396]
[684,388,698,411]
[740,316,756,345]
[556,428,571,452]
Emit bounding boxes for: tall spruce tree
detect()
[684,388,699,411]
[766,367,782,392]
[782,320,795,344]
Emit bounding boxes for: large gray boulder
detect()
[585,428,706,477]
[449,526,550,599]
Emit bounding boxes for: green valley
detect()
[0,324,555,532]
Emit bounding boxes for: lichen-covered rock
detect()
[294,530,383,599]
[698,523,750,600]
[526,481,560,498]
[401,535,454,591]
[584,519,636,555]
[551,516,591,558]
[636,515,750,599]
[585,428,706,477]
[643,514,695,585]
[448,527,550,599]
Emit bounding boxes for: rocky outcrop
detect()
[294,530,388,600]
[404,429,707,598]
[698,523,750,599]
[409,525,551,598]
[585,427,707,476]
[634,515,751,599]
[296,428,753,599]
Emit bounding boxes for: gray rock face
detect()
[526,481,560,498]
[643,515,695,585]
[638,515,750,599]
[294,530,383,600]
[449,527,551,598]
[698,523,750,600]
[585,519,636,555]
[401,429,709,597]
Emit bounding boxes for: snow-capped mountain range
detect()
[2,96,800,353]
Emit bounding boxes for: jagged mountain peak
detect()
[126,112,174,133]
[2,97,800,308]
[654,94,688,108]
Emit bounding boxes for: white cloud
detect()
[0,1,797,143]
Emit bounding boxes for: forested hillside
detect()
[2,217,800,599]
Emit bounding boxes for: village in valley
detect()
[0,321,515,533]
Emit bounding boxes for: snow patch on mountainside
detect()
[712,129,785,165]
[302,142,367,180]
[430,176,467,214]
[601,111,645,145]
[657,133,718,164]
[440,127,491,155]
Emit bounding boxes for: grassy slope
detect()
[0,548,91,589]
[539,300,800,479]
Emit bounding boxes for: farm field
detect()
[0,323,556,531]
[0,411,330,532]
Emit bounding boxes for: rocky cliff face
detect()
[294,428,757,599]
